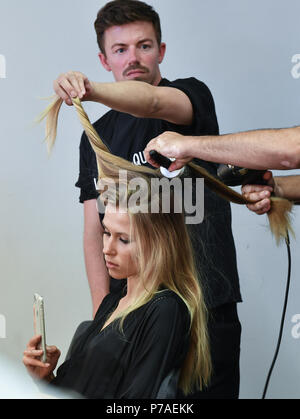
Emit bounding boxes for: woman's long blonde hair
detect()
[38,95,294,394]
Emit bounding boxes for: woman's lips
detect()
[105,261,118,269]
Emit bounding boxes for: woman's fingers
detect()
[23,349,43,357]
[23,353,50,368]
[26,335,41,350]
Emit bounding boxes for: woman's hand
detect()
[23,335,61,382]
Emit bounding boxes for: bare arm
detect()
[54,71,193,126]
[273,175,300,201]
[83,200,110,318]
[144,127,300,171]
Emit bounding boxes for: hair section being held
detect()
[38,95,294,244]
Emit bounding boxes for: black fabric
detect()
[177,303,241,399]
[75,77,242,309]
[51,289,190,399]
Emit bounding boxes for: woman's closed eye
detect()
[103,230,130,244]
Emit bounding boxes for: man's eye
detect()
[116,48,125,54]
[141,44,150,50]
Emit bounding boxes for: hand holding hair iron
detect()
[149,150,173,170]
[217,164,267,186]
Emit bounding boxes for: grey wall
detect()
[0,0,299,399]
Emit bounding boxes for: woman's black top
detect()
[51,288,190,399]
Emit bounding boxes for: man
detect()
[144,127,300,213]
[54,0,241,399]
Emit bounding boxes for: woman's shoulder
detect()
[138,290,190,339]
[146,290,189,320]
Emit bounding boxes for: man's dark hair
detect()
[94,0,162,54]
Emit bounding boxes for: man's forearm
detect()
[184,127,300,170]
[89,80,193,125]
[274,175,300,201]
[54,71,193,125]
[90,80,157,117]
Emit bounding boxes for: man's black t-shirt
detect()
[75,77,242,309]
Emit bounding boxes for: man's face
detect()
[99,21,166,86]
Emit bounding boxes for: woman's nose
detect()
[103,237,116,256]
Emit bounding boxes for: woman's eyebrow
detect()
[102,221,129,236]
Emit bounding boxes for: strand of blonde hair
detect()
[38,95,294,244]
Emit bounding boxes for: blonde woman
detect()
[23,171,211,399]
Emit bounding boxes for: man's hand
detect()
[242,171,275,215]
[144,131,193,171]
[53,71,94,106]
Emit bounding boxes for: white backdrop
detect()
[0,0,299,399]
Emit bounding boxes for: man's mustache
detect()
[123,65,149,77]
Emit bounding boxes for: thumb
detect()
[168,160,185,171]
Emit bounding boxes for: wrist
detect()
[88,81,99,102]
[273,177,284,198]
[183,137,197,158]
[44,372,55,383]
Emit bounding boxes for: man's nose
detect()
[127,46,140,65]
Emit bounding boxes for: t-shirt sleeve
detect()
[75,132,99,203]
[119,295,190,399]
[162,77,219,136]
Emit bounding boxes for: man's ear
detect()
[158,42,166,64]
[98,52,111,72]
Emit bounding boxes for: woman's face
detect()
[102,206,139,280]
